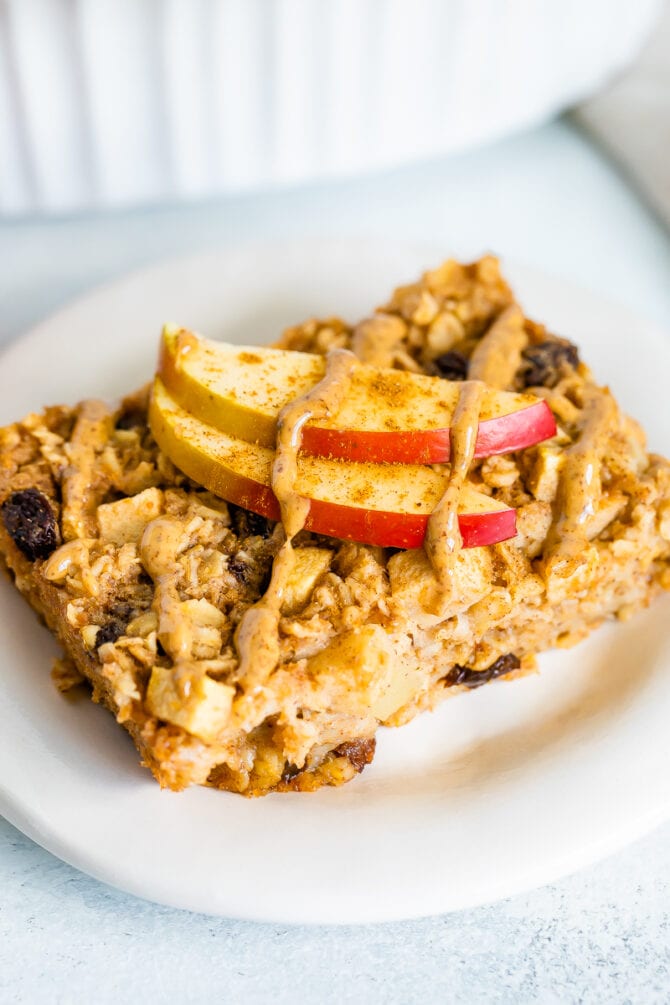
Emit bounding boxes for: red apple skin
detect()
[301,400,556,464]
[304,501,516,549]
[149,390,517,550]
[158,330,556,464]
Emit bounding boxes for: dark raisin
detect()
[520,339,580,389]
[1,488,60,561]
[332,737,376,773]
[115,409,145,430]
[444,653,521,690]
[101,489,126,505]
[431,350,469,381]
[94,602,135,650]
[95,621,125,648]
[110,601,134,623]
[227,555,250,583]
[228,504,272,539]
[281,762,302,783]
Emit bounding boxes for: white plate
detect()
[1,240,669,924]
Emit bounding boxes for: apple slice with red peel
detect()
[150,379,516,550]
[158,327,556,465]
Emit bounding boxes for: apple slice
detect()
[158,327,556,464]
[150,379,516,550]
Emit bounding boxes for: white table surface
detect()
[1,119,670,1004]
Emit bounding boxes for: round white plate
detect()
[1,240,669,924]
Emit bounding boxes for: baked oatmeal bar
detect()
[1,257,669,795]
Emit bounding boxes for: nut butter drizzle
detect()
[140,519,193,656]
[234,349,358,690]
[468,305,527,390]
[421,304,527,587]
[425,380,484,589]
[351,314,407,369]
[140,516,196,696]
[544,385,616,574]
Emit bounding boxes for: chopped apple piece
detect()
[96,487,163,545]
[388,546,494,621]
[149,379,517,550]
[281,547,333,615]
[307,625,419,722]
[146,664,234,743]
[526,444,563,502]
[158,327,556,464]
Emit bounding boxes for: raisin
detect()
[431,350,469,381]
[95,621,125,648]
[227,555,250,583]
[1,488,60,561]
[93,602,135,650]
[444,653,520,690]
[110,601,134,623]
[115,409,145,430]
[332,737,376,773]
[228,504,272,539]
[520,339,579,389]
[281,762,302,783]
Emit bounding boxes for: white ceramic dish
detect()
[0,0,662,214]
[1,240,669,924]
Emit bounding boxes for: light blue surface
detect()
[1,119,670,1004]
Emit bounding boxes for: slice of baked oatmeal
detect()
[1,257,669,795]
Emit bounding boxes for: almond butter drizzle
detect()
[351,314,407,368]
[544,386,616,575]
[234,349,358,690]
[425,380,484,590]
[140,517,193,660]
[420,306,526,589]
[468,305,527,389]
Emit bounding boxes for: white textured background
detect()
[0,0,661,214]
[1,120,670,1002]
[3,817,670,1002]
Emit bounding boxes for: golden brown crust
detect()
[1,256,669,795]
